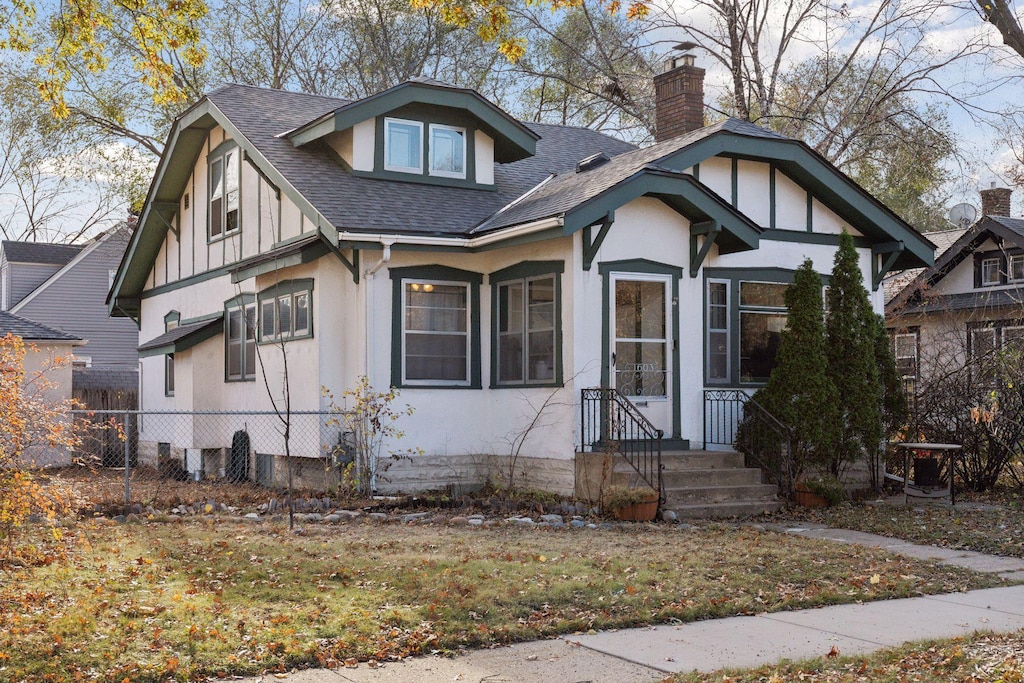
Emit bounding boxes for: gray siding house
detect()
[2,225,139,408]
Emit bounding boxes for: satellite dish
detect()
[949,203,977,228]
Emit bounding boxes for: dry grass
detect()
[0,518,1007,682]
[674,630,1024,682]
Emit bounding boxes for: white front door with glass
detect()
[611,273,673,434]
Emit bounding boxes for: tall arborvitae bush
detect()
[873,313,908,489]
[748,259,839,489]
[826,231,883,476]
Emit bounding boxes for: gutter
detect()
[338,216,564,251]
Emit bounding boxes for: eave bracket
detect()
[689,220,720,278]
[320,233,360,284]
[582,211,614,271]
[872,241,904,291]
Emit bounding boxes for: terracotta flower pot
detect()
[614,498,659,521]
[793,488,828,509]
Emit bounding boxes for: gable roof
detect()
[285,78,539,162]
[883,226,967,303]
[886,215,1024,314]
[1,241,83,266]
[0,310,81,342]
[137,314,224,357]
[11,224,130,315]
[112,83,935,317]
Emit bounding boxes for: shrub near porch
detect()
[0,520,1003,681]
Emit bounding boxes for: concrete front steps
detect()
[658,450,783,518]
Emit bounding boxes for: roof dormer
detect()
[284,78,539,189]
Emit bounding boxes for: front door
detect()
[610,273,673,434]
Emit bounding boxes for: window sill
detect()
[258,333,313,345]
[396,382,481,390]
[208,229,242,245]
[225,377,256,383]
[491,381,563,390]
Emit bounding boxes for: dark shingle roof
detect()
[897,288,1024,314]
[2,241,83,266]
[0,310,80,341]
[207,84,636,237]
[883,227,968,303]
[137,315,223,356]
[989,215,1024,237]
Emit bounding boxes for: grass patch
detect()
[782,498,1024,558]
[0,520,1007,682]
[674,629,1024,682]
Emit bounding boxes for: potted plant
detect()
[602,485,659,521]
[793,475,845,508]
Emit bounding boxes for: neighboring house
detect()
[109,55,933,500]
[886,187,1024,397]
[3,226,140,409]
[0,309,83,466]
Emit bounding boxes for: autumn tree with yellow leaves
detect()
[0,334,81,560]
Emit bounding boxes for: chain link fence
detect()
[68,410,355,509]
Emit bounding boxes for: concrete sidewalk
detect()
[242,527,1024,683]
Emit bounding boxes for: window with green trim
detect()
[226,300,256,381]
[209,145,240,239]
[384,118,423,174]
[164,311,178,397]
[259,281,312,342]
[429,124,466,178]
[497,276,556,384]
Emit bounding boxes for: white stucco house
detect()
[109,56,933,510]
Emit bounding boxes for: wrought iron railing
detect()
[704,389,795,495]
[580,387,664,504]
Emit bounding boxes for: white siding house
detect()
[111,68,933,502]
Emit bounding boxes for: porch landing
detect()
[658,450,782,519]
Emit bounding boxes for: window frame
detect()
[1010,254,1024,282]
[390,265,482,389]
[706,279,730,384]
[208,142,241,242]
[383,117,424,175]
[225,295,257,382]
[163,311,179,397]
[257,279,314,344]
[489,261,564,388]
[428,123,467,179]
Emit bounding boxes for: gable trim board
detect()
[887,216,1024,315]
[284,80,539,162]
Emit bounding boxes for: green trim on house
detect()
[581,212,614,271]
[209,138,238,159]
[230,236,329,284]
[655,132,933,270]
[223,294,257,383]
[689,220,720,278]
[702,266,832,387]
[806,193,813,232]
[760,229,873,248]
[389,264,483,389]
[138,314,224,358]
[257,278,315,345]
[286,81,538,162]
[561,169,760,256]
[164,310,180,327]
[730,157,738,208]
[598,259,683,440]
[871,241,905,291]
[769,164,777,231]
[488,260,565,389]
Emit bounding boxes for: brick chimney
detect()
[654,52,705,142]
[980,183,1012,217]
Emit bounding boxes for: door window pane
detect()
[615,280,665,339]
[615,278,667,397]
[615,341,666,397]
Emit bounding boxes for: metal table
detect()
[896,442,962,505]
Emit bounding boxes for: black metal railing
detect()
[704,389,796,495]
[580,387,664,504]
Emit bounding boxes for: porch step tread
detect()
[659,468,763,486]
[663,483,779,505]
[666,500,785,519]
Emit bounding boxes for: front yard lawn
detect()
[675,629,1024,682]
[783,497,1024,558]
[0,519,1008,682]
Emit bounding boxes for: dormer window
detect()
[429,124,466,178]
[384,118,423,174]
[209,146,240,240]
[981,257,1000,286]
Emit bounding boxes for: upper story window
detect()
[981,256,1000,286]
[1011,254,1024,282]
[974,249,1024,288]
[384,118,423,174]
[209,146,240,240]
[429,124,466,179]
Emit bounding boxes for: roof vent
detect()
[576,151,610,173]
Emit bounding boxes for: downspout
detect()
[363,238,394,382]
